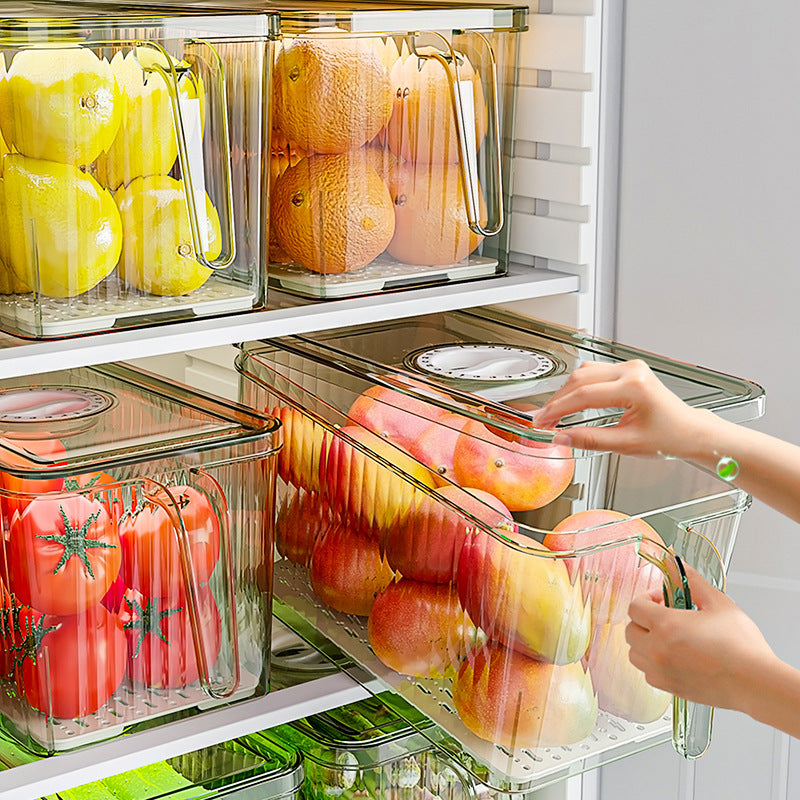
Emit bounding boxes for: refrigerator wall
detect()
[598,2,800,799]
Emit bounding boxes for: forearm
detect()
[676,409,800,525]
[738,655,800,739]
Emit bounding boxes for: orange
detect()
[388,162,483,266]
[387,49,488,164]
[360,142,400,186]
[269,130,307,264]
[273,30,393,154]
[271,152,395,274]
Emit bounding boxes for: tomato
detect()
[0,437,67,520]
[16,603,127,719]
[119,485,221,601]
[63,471,125,521]
[7,494,122,615]
[101,573,129,614]
[121,585,222,690]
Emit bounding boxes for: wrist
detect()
[670,408,731,467]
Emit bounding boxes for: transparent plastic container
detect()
[0,2,276,338]
[267,4,527,299]
[234,310,761,791]
[0,732,303,799]
[0,362,280,754]
[242,693,475,800]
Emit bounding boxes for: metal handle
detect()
[135,40,236,270]
[409,31,503,236]
[141,475,239,699]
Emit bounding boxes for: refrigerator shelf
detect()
[0,265,579,381]
[0,667,261,752]
[273,559,672,789]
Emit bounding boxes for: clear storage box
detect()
[0,2,276,338]
[0,362,280,754]
[234,308,763,791]
[267,4,527,299]
[0,730,303,799]
[242,693,474,800]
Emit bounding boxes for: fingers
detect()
[680,562,723,610]
[535,362,635,428]
[551,424,639,453]
[536,382,631,430]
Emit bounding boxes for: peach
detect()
[275,488,333,566]
[543,509,666,626]
[385,485,514,583]
[457,527,591,665]
[368,579,482,678]
[320,425,436,532]
[452,419,574,512]
[310,519,395,616]
[271,405,328,492]
[586,620,671,724]
[452,642,598,749]
[346,384,453,451]
[405,413,469,488]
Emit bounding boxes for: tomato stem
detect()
[36,505,118,578]
[123,595,182,658]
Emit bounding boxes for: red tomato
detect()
[119,485,221,601]
[63,471,125,521]
[7,494,122,615]
[0,437,67,519]
[17,603,127,719]
[121,585,222,689]
[100,573,129,614]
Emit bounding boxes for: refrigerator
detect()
[0,0,789,798]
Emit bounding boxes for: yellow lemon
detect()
[115,174,222,296]
[0,154,122,297]
[0,46,122,166]
[0,129,9,176]
[95,50,206,190]
[0,258,28,294]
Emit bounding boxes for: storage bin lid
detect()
[0,2,279,37]
[31,737,304,799]
[0,362,280,479]
[248,307,765,438]
[245,694,432,761]
[274,3,528,34]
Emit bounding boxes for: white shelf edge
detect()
[0,265,579,380]
[0,671,374,800]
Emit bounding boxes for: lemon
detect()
[95,50,206,190]
[0,46,122,166]
[115,174,222,295]
[0,258,28,294]
[0,154,122,297]
[0,129,9,177]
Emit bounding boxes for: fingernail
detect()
[552,432,572,447]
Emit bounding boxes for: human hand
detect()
[625,563,776,712]
[534,359,712,459]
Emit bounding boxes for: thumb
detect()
[680,562,722,610]
[554,425,633,453]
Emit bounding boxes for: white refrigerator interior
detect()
[3,0,788,798]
